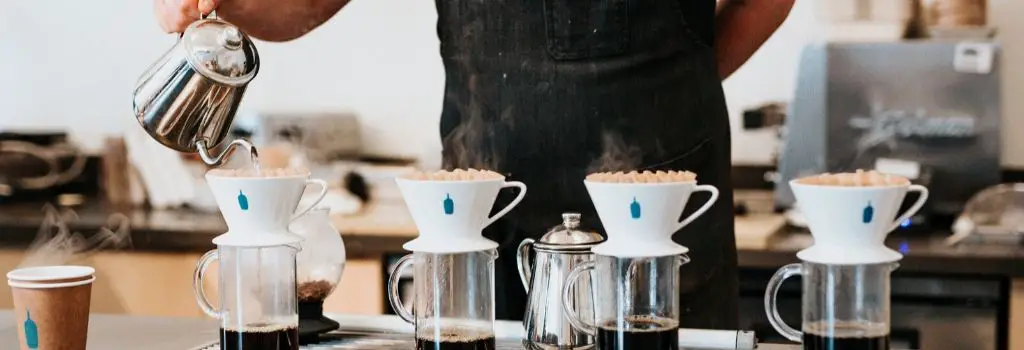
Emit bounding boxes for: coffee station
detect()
[3,0,1024,349]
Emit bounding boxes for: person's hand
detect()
[153,0,220,33]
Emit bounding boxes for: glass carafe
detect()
[194,244,300,350]
[562,254,689,350]
[387,249,497,349]
[765,261,896,350]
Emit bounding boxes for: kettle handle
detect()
[516,238,535,292]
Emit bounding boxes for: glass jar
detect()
[289,207,345,303]
[387,249,498,349]
[194,244,300,350]
[765,261,897,349]
[562,254,689,350]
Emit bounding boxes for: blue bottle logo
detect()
[862,201,874,223]
[24,309,38,349]
[630,197,642,219]
[443,194,455,215]
[237,190,249,211]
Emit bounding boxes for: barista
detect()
[154,0,794,329]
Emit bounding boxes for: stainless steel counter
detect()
[0,311,801,350]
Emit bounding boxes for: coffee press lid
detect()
[533,213,604,252]
[182,18,259,86]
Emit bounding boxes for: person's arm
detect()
[155,0,351,42]
[215,0,351,42]
[714,0,795,79]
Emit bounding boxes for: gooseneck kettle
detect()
[132,13,260,166]
[518,213,604,349]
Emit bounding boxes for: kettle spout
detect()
[197,139,259,168]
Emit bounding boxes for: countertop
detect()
[0,311,801,350]
[0,199,1022,277]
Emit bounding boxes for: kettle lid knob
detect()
[534,212,604,250]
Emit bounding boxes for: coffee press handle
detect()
[290,179,330,221]
[484,181,528,228]
[386,254,416,324]
[887,184,930,232]
[764,263,802,342]
[561,260,597,336]
[516,238,535,292]
[675,185,719,231]
[192,249,221,319]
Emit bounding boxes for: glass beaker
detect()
[562,254,689,350]
[194,244,300,350]
[765,261,897,350]
[387,249,497,350]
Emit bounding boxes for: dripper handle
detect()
[764,263,802,342]
[484,181,528,228]
[516,238,535,292]
[887,185,929,233]
[561,260,597,336]
[290,179,329,222]
[192,249,220,319]
[386,254,416,324]
[675,185,719,231]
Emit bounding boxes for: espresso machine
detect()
[775,41,1001,229]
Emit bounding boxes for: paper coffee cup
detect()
[7,266,95,350]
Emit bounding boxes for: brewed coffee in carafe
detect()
[766,172,929,350]
[562,171,719,350]
[194,169,329,350]
[389,169,527,350]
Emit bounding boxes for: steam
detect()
[442,74,512,172]
[587,131,643,174]
[18,204,132,268]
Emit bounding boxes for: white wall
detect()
[0,0,444,158]
[1,0,1022,167]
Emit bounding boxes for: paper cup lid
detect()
[7,266,95,282]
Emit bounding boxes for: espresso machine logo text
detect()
[848,109,977,139]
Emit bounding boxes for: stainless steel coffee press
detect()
[133,13,260,166]
[517,213,604,349]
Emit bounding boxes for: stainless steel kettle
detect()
[518,213,604,349]
[132,15,260,166]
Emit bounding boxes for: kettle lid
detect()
[534,213,604,251]
[181,18,259,86]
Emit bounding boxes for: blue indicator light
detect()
[900,218,912,228]
[898,241,910,254]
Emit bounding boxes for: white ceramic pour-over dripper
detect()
[791,181,929,264]
[396,177,527,253]
[206,172,329,247]
[585,180,719,258]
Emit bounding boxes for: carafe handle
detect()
[561,260,597,336]
[290,179,330,221]
[192,249,220,319]
[516,238,535,292]
[386,254,416,324]
[764,263,802,342]
[887,185,929,232]
[484,181,528,228]
[675,185,719,232]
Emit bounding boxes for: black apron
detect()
[436,0,738,329]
